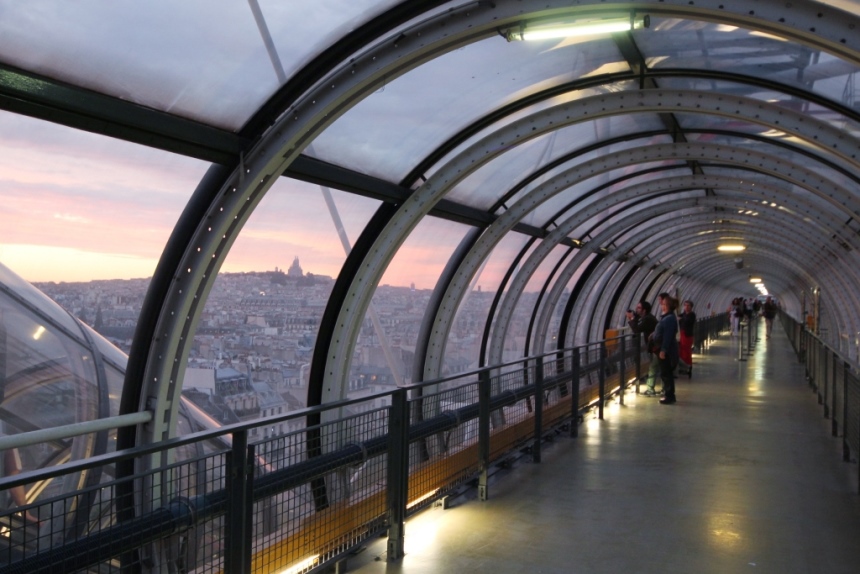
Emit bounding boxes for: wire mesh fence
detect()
[0,321,727,574]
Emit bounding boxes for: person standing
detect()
[652,296,679,404]
[762,296,777,338]
[678,300,696,377]
[626,301,658,394]
[729,297,741,336]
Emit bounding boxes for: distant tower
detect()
[287,256,304,278]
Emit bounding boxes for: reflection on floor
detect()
[347,320,860,573]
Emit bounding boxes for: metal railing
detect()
[0,317,726,574]
[782,312,860,494]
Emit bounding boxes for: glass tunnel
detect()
[3,1,860,572]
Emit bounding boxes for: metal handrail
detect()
[0,411,153,452]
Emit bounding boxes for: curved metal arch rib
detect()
[423,134,858,381]
[669,243,856,336]
[486,172,859,367]
[563,205,852,345]
[129,0,860,442]
[625,225,857,335]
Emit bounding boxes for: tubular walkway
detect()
[348,322,860,573]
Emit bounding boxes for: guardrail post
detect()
[843,362,850,460]
[824,350,833,419]
[619,335,627,406]
[478,368,491,501]
[747,315,753,353]
[225,429,253,574]
[815,343,827,405]
[570,349,581,438]
[386,389,408,560]
[533,358,544,463]
[598,344,607,420]
[634,335,642,393]
[754,312,760,342]
[830,355,838,436]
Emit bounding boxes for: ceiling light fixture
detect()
[505,15,649,41]
[750,277,762,283]
[718,244,746,252]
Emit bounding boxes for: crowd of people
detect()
[729,296,778,337]
[626,292,779,406]
[626,293,693,405]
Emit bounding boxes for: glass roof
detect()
[0,0,402,131]
[308,35,628,182]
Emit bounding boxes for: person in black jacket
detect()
[762,296,777,338]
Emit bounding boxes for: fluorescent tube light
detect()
[505,15,649,41]
[718,244,746,252]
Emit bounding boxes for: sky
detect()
[0,111,491,290]
[0,1,499,290]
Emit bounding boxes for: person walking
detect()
[652,296,679,404]
[678,299,696,377]
[762,296,777,338]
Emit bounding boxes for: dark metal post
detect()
[634,334,642,394]
[386,389,408,560]
[754,312,760,342]
[829,353,837,435]
[619,335,627,406]
[570,349,581,438]
[533,358,544,463]
[225,429,253,574]
[478,368,491,501]
[598,344,607,420]
[843,362,850,460]
[818,345,825,403]
[737,321,746,361]
[747,314,753,353]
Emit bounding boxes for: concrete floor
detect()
[345,321,860,574]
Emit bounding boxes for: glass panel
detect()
[309,35,629,182]
[686,131,860,193]
[549,251,597,352]
[0,262,119,512]
[503,244,568,357]
[643,18,860,116]
[658,75,860,143]
[445,231,532,371]
[443,111,665,212]
[527,159,687,232]
[185,178,380,413]
[0,111,205,284]
[0,0,403,130]
[350,218,472,389]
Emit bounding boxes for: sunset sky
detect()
[0,110,516,291]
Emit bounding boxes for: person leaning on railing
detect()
[626,300,660,395]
